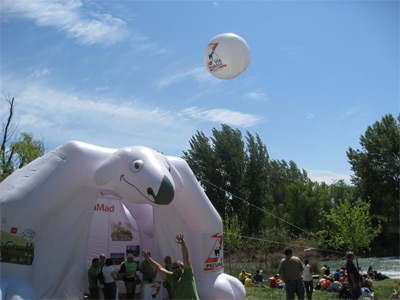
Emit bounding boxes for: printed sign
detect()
[1,225,36,265]
[111,222,133,241]
[203,233,224,272]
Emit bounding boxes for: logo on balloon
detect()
[206,43,227,73]
[203,33,251,80]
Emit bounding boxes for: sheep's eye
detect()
[130,160,144,172]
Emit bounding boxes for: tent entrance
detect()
[84,195,153,295]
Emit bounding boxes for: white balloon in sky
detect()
[203,33,251,79]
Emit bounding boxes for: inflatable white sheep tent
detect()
[0,141,245,299]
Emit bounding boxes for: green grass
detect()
[244,279,400,300]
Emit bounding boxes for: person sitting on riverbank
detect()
[339,272,347,284]
[334,269,341,281]
[328,280,343,293]
[360,274,374,291]
[374,270,390,281]
[321,276,332,290]
[315,277,325,290]
[320,265,327,278]
[239,269,250,285]
[269,274,283,289]
[324,267,331,278]
[367,266,375,279]
[253,270,263,283]
[245,275,255,287]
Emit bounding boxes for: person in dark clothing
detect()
[254,270,264,284]
[346,252,361,300]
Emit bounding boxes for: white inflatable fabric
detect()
[0,141,245,300]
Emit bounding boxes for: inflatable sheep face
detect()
[94,146,183,205]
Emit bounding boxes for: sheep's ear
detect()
[165,156,183,192]
[94,149,127,185]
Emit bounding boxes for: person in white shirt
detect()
[102,258,117,300]
[303,259,314,300]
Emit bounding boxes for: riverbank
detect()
[320,256,400,279]
[244,278,399,300]
[226,249,400,280]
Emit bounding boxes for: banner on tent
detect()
[0,223,36,266]
[203,232,224,272]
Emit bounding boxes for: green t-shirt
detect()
[88,265,99,288]
[121,261,137,280]
[140,259,156,281]
[166,266,199,300]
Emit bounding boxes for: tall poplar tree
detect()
[244,132,269,235]
[347,114,400,222]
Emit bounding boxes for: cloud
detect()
[243,91,269,102]
[1,0,129,46]
[308,169,351,185]
[95,86,109,92]
[16,84,174,126]
[30,68,51,79]
[344,106,364,117]
[155,66,213,89]
[182,107,263,128]
[305,113,314,119]
[2,72,263,155]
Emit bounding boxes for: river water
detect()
[320,256,400,279]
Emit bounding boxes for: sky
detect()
[1,0,398,184]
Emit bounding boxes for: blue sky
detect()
[1,0,398,184]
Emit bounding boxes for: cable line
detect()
[197,176,317,237]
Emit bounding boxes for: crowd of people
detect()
[87,252,156,299]
[87,234,198,300]
[238,248,390,300]
[88,241,392,300]
[315,253,391,299]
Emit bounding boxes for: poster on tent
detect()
[88,197,141,264]
[0,222,36,266]
[203,232,224,272]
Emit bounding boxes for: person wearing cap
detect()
[239,269,250,285]
[119,253,138,300]
[141,234,199,300]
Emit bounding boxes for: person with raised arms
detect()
[142,234,199,300]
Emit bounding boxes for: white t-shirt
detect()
[303,264,313,281]
[102,265,116,283]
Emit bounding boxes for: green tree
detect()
[244,132,269,235]
[347,114,400,222]
[329,179,358,205]
[223,214,242,273]
[317,198,382,254]
[211,124,248,222]
[1,96,45,182]
[267,159,289,221]
[266,159,312,231]
[183,131,227,217]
